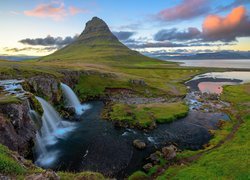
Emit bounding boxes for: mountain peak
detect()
[77,16,118,42]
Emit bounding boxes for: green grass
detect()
[128,171,149,180]
[58,171,105,180]
[0,144,26,175]
[109,102,188,128]
[0,94,21,104]
[156,83,250,179]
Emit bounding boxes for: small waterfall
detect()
[32,97,75,168]
[61,83,90,115]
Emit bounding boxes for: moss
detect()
[58,171,105,180]
[29,95,43,115]
[128,171,149,180]
[0,94,21,104]
[109,102,188,129]
[0,144,26,175]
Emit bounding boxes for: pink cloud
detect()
[24,2,88,21]
[69,6,88,15]
[202,6,250,41]
[157,0,210,22]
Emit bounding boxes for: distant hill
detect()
[0,55,40,61]
[151,51,250,60]
[39,17,155,64]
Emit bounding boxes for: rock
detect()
[161,145,177,160]
[23,75,62,104]
[130,79,147,86]
[26,170,60,180]
[149,151,162,164]
[0,99,36,156]
[143,163,153,172]
[133,139,146,150]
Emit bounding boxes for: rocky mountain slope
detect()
[39,17,152,63]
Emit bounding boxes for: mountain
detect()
[39,17,152,64]
[152,51,250,60]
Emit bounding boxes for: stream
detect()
[1,71,250,178]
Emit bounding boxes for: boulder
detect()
[161,145,177,160]
[143,163,153,172]
[149,151,162,164]
[133,139,146,150]
[0,99,36,156]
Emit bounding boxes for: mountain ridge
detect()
[38,17,153,64]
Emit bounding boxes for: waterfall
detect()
[32,97,75,168]
[61,83,90,115]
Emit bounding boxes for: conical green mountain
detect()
[39,17,152,63]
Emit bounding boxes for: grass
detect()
[128,171,149,180]
[156,83,250,179]
[0,144,26,175]
[0,94,21,104]
[109,102,188,128]
[58,171,105,180]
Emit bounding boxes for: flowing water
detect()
[61,83,90,115]
[34,97,76,168]
[1,72,249,178]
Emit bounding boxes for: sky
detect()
[0,0,250,56]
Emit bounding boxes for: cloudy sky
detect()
[0,0,250,56]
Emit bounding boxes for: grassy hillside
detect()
[155,83,250,179]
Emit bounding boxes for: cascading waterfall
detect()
[33,96,75,168]
[61,83,90,115]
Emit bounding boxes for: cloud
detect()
[156,0,210,22]
[215,0,250,12]
[69,6,88,15]
[202,6,250,41]
[3,47,58,53]
[113,31,136,41]
[24,2,88,20]
[127,41,186,49]
[154,6,250,43]
[154,27,201,41]
[19,35,78,47]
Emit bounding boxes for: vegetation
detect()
[109,102,188,128]
[0,144,26,175]
[0,94,20,104]
[128,171,149,180]
[156,83,250,179]
[58,171,105,180]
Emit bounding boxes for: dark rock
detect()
[23,75,62,104]
[26,170,60,180]
[143,163,153,172]
[148,151,162,164]
[0,99,36,156]
[161,145,177,160]
[133,139,146,150]
[130,79,147,86]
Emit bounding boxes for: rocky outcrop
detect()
[161,145,177,160]
[0,100,36,156]
[133,139,146,150]
[23,75,62,104]
[26,170,60,180]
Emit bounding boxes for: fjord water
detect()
[61,83,90,115]
[166,59,250,69]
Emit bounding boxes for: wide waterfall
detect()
[33,97,75,168]
[61,83,90,115]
